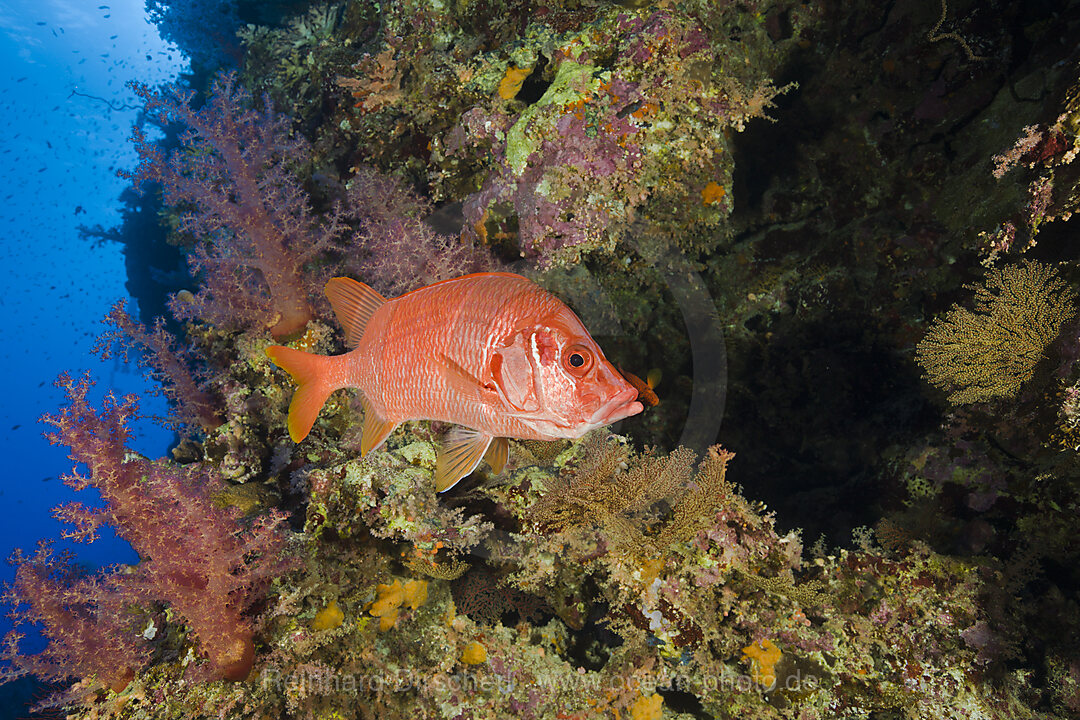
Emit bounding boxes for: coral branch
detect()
[1,543,149,697]
[94,300,222,431]
[340,167,498,298]
[124,73,339,339]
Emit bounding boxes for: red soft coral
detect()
[1,543,149,701]
[38,374,294,681]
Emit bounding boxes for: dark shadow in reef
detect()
[719,309,938,546]
[79,183,190,332]
[236,0,325,28]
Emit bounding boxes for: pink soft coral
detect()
[124,73,339,339]
[37,374,294,681]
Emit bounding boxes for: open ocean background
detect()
[0,0,184,713]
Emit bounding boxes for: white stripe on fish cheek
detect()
[528,332,548,414]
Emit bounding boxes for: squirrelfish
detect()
[265,272,643,491]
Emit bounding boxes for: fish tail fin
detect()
[265,345,345,442]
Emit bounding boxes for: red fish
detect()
[265,272,643,491]
[619,367,660,407]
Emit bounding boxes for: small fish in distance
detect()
[266,272,643,492]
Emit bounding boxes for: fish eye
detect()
[562,344,593,375]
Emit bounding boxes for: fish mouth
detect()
[519,388,644,439]
[588,386,644,427]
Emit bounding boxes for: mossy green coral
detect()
[506,57,600,174]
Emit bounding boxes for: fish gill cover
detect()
[5,0,1080,718]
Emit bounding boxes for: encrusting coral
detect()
[742,638,782,688]
[311,600,344,631]
[367,579,428,631]
[459,640,487,666]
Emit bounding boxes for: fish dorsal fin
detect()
[324,277,387,349]
[485,437,509,475]
[360,396,398,456]
[435,427,493,492]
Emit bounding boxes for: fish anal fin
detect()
[435,427,493,492]
[485,437,508,475]
[360,396,398,456]
[325,277,387,349]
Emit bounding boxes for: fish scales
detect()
[361,275,560,436]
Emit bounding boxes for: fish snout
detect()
[590,385,643,426]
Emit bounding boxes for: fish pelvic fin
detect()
[359,396,398,456]
[265,345,344,442]
[435,427,493,493]
[324,277,387,349]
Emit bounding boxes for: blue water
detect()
[0,0,185,713]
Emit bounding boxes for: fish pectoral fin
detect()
[437,354,498,404]
[324,277,387,349]
[360,396,398,456]
[485,437,509,475]
[435,427,493,493]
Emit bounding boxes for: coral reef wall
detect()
[6,0,1080,718]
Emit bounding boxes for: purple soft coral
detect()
[124,73,339,339]
[341,166,497,297]
[95,299,222,432]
